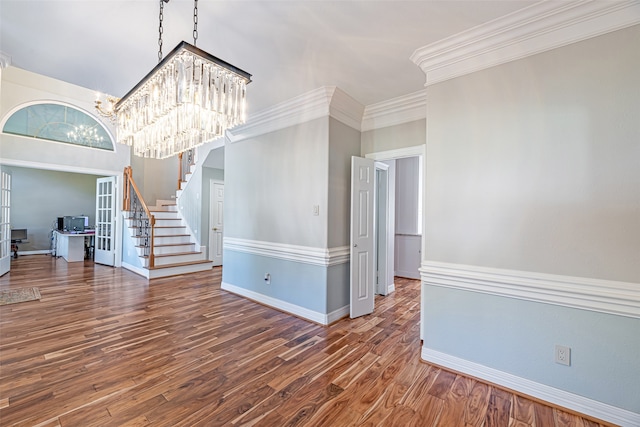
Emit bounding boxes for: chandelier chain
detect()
[193,0,199,46]
[158,0,165,63]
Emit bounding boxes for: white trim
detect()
[226,86,364,144]
[224,237,349,267]
[421,347,640,427]
[361,90,427,131]
[222,281,347,325]
[410,1,640,86]
[327,305,350,324]
[17,250,51,256]
[0,52,11,69]
[0,158,121,177]
[420,261,640,319]
[364,145,425,161]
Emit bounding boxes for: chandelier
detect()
[96,0,251,159]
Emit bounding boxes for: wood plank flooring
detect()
[0,255,613,426]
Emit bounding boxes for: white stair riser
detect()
[153,244,196,255]
[142,252,205,267]
[154,253,206,266]
[154,227,188,236]
[148,235,192,245]
[150,211,180,220]
[155,218,182,227]
[147,262,213,279]
[135,244,197,257]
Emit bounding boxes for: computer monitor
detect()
[11,228,27,241]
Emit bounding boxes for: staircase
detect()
[121,162,213,279]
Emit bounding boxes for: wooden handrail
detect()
[123,166,156,268]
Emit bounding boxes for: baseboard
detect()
[387,283,396,294]
[421,347,640,427]
[395,270,420,280]
[221,281,344,326]
[17,250,52,256]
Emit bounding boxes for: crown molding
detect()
[226,86,364,144]
[361,89,427,132]
[0,52,11,69]
[410,0,640,86]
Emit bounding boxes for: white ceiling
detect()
[1,0,536,114]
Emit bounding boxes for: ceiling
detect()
[1,0,536,115]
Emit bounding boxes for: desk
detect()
[55,231,94,262]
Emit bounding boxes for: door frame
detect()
[375,161,393,295]
[365,145,426,335]
[208,179,224,266]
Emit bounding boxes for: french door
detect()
[95,176,116,266]
[0,170,11,276]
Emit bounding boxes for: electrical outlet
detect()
[313,205,319,216]
[555,345,571,366]
[264,273,271,285]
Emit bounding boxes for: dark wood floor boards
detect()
[0,255,613,427]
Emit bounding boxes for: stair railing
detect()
[123,166,156,268]
[178,148,195,191]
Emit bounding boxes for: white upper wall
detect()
[424,24,640,283]
[0,66,129,175]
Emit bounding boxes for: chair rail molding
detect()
[410,0,640,86]
[224,237,349,267]
[420,261,640,319]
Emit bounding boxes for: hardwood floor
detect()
[1,255,613,427]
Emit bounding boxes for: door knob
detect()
[353,243,358,247]
[213,227,218,231]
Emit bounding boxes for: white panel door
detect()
[209,181,224,266]
[95,176,116,266]
[0,171,11,276]
[350,156,376,318]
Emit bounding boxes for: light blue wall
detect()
[326,263,350,313]
[223,250,328,313]
[121,219,142,267]
[423,285,640,412]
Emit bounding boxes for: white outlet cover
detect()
[555,345,571,366]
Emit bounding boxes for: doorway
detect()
[350,145,425,318]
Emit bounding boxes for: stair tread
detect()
[148,259,212,270]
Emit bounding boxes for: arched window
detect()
[2,103,114,150]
